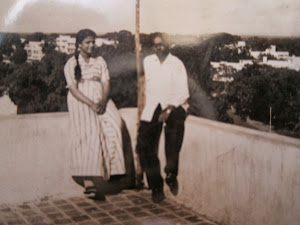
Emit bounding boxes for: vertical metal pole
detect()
[134,0,144,188]
[269,106,272,132]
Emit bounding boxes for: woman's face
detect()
[79,36,95,56]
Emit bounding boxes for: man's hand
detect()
[158,105,175,122]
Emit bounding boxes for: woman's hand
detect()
[91,103,100,113]
[96,98,108,115]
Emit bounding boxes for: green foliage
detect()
[0,33,27,64]
[5,62,47,113]
[1,31,299,137]
[227,64,300,131]
[1,39,68,113]
[10,46,27,64]
[38,49,68,112]
[246,36,270,51]
[0,62,14,96]
[0,33,22,56]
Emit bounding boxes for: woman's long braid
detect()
[74,29,96,82]
[74,42,81,82]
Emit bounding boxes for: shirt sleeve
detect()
[99,57,110,82]
[175,59,190,108]
[64,57,77,88]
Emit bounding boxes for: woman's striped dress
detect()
[64,55,125,179]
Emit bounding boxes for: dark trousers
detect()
[136,105,186,190]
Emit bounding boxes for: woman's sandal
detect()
[84,186,106,201]
[83,186,97,195]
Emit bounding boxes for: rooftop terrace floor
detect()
[0,189,218,225]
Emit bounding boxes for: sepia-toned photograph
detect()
[0,1,299,225]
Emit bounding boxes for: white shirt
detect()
[141,53,190,122]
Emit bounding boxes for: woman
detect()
[64,29,125,200]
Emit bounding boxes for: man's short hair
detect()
[151,32,170,45]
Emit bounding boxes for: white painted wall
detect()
[0,109,299,225]
[167,116,300,225]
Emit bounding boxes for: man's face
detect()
[153,36,169,56]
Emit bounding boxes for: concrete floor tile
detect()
[174,210,193,218]
[76,202,93,208]
[53,218,73,224]
[97,204,116,211]
[0,190,219,225]
[185,215,205,223]
[35,202,51,208]
[106,196,127,202]
[114,201,133,208]
[121,220,143,225]
[107,209,126,216]
[114,213,134,222]
[123,206,142,213]
[83,206,102,214]
[78,221,99,225]
[71,215,90,222]
[6,219,27,225]
[17,205,31,210]
[130,198,149,205]
[97,216,117,224]
[88,211,109,218]
[140,204,157,210]
[0,208,12,213]
[63,209,82,217]
[56,204,76,211]
[52,200,68,205]
[148,207,167,215]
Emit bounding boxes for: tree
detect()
[5,62,47,113]
[10,45,27,64]
[38,48,68,112]
[227,64,300,132]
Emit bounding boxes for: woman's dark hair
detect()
[74,29,96,81]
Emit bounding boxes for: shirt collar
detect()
[78,54,96,66]
[154,53,172,64]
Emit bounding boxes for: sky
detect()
[0,0,300,36]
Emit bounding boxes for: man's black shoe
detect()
[166,174,178,196]
[152,188,165,203]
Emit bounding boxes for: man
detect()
[136,33,190,203]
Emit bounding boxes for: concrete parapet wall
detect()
[170,115,300,225]
[0,108,299,225]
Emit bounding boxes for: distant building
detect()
[24,41,45,61]
[265,45,289,59]
[250,50,261,59]
[237,41,246,48]
[250,45,289,60]
[95,38,118,47]
[55,35,76,54]
[261,55,300,71]
[55,35,119,55]
[237,41,246,54]
[211,60,253,71]
[210,60,253,82]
